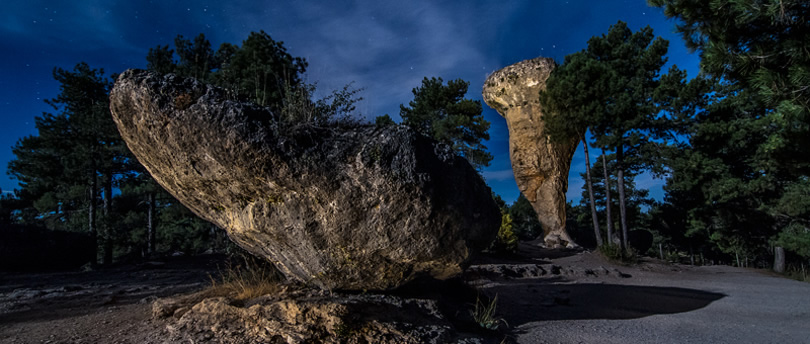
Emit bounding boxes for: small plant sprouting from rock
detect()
[471,294,507,330]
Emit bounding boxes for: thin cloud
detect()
[482,169,515,182]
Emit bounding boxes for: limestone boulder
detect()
[165,294,467,344]
[482,57,579,248]
[109,70,500,291]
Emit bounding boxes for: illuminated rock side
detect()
[110,70,499,291]
[482,57,579,248]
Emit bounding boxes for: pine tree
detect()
[8,63,123,264]
[400,77,493,170]
[216,31,308,108]
[540,21,679,251]
[508,194,544,240]
[651,0,810,266]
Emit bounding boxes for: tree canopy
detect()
[539,21,682,251]
[650,0,810,262]
[400,77,493,170]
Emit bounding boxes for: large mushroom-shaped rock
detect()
[482,57,579,248]
[109,70,500,291]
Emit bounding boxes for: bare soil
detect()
[1,245,808,344]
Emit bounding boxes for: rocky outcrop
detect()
[482,57,578,248]
[109,70,500,291]
[163,293,479,344]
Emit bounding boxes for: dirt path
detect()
[0,255,224,344]
[475,245,810,344]
[1,248,808,343]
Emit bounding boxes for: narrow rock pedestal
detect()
[482,57,579,248]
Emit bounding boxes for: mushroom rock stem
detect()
[482,57,579,248]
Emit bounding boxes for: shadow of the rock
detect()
[487,280,724,326]
[473,243,581,266]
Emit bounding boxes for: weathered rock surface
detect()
[482,57,579,248]
[109,70,500,291]
[163,292,484,344]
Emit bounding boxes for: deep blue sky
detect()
[0,0,699,204]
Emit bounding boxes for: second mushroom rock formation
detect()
[482,57,579,248]
[109,70,500,291]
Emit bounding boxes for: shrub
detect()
[598,244,637,264]
[491,213,518,254]
[785,263,810,283]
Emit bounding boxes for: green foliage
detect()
[598,243,637,264]
[146,31,308,110]
[145,45,176,75]
[157,202,217,254]
[174,33,219,81]
[648,1,810,263]
[491,212,518,254]
[471,294,507,330]
[279,81,364,128]
[146,32,360,128]
[649,0,810,114]
[0,190,16,224]
[540,21,682,252]
[374,114,396,128]
[7,63,119,230]
[400,77,493,170]
[508,195,543,240]
[580,155,656,230]
[215,31,308,108]
[491,192,507,212]
[775,223,810,259]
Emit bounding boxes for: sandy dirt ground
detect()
[1,246,808,343]
[476,244,810,344]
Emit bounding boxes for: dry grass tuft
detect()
[208,255,284,301]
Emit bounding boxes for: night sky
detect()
[0,0,700,204]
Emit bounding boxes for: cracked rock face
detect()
[482,57,578,248]
[165,294,465,344]
[109,70,500,291]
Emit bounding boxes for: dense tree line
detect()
[548,1,809,273]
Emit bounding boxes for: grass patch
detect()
[208,255,284,301]
[785,264,810,283]
[598,244,638,264]
[471,294,507,330]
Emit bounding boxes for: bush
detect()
[785,263,810,283]
[598,244,637,264]
[491,213,518,254]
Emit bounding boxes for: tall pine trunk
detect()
[147,192,156,255]
[582,137,602,247]
[616,145,629,252]
[88,172,98,265]
[102,172,113,265]
[601,153,614,246]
